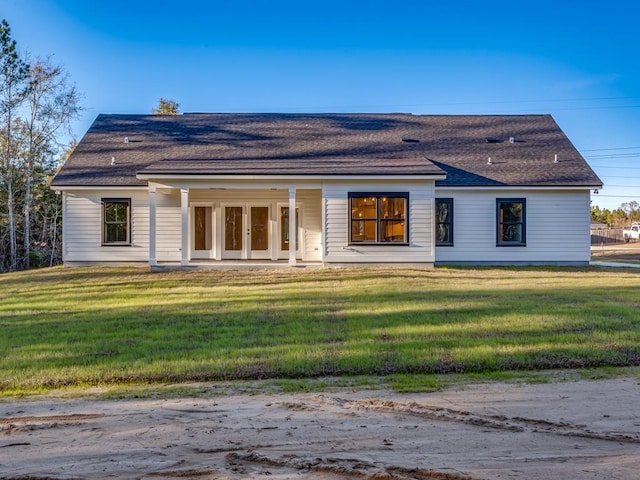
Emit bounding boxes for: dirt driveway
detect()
[591,241,640,264]
[1,378,640,479]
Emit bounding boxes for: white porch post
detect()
[149,185,157,266]
[288,186,296,266]
[181,188,189,266]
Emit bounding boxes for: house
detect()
[51,113,602,268]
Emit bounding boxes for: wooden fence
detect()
[590,228,625,245]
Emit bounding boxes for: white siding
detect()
[62,190,149,263]
[63,185,590,266]
[156,189,181,262]
[435,189,592,264]
[190,189,286,202]
[323,180,435,264]
[297,189,323,261]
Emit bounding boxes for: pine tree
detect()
[0,19,31,271]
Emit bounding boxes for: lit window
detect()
[435,198,453,246]
[349,193,408,244]
[102,198,131,245]
[497,198,526,246]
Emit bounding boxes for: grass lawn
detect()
[591,241,640,264]
[1,266,640,395]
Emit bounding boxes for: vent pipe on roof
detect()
[554,154,559,163]
[111,157,116,166]
[124,136,129,143]
[487,157,493,165]
[509,137,515,143]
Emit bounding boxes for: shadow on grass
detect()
[2,266,640,390]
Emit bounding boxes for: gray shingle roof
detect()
[52,113,602,187]
[138,157,444,176]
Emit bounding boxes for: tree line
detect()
[1,19,81,272]
[591,201,640,227]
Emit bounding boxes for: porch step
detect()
[151,261,324,272]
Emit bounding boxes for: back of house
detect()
[51,113,602,268]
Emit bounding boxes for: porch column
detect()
[288,186,296,266]
[149,185,157,266]
[181,188,189,266]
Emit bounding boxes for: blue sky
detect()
[4,0,639,209]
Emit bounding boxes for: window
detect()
[497,198,526,246]
[102,198,131,245]
[435,198,453,246]
[349,193,408,244]
[280,206,299,251]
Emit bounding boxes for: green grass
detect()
[1,266,640,395]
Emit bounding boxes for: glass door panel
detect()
[280,207,299,251]
[224,206,243,252]
[250,206,269,252]
[194,206,212,251]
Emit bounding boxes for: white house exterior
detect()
[51,113,602,268]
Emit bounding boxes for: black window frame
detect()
[496,198,526,246]
[349,192,409,245]
[102,198,131,246]
[435,198,454,246]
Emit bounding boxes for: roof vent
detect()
[124,136,129,143]
[401,137,420,143]
[486,137,501,144]
[509,136,515,143]
[111,157,116,166]
[487,157,493,165]
[554,154,560,163]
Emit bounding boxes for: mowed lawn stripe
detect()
[1,266,639,393]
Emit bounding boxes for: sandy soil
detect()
[1,378,640,479]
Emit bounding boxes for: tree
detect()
[611,208,628,228]
[590,205,612,226]
[0,19,82,272]
[152,98,179,115]
[0,19,31,271]
[620,201,640,225]
[21,58,81,268]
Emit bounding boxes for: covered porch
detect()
[146,181,324,268]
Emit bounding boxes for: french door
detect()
[192,205,213,259]
[279,205,300,259]
[222,204,271,259]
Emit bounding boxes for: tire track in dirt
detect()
[1,477,85,480]
[193,437,350,456]
[227,451,475,479]
[185,401,478,479]
[145,467,217,478]
[0,413,105,434]
[316,396,640,444]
